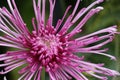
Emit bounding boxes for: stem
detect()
[41,68,45,80]
[112,35,120,80]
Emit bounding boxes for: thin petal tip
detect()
[97,0,104,3]
[110,56,116,61]
[4,76,7,80]
[96,6,104,10]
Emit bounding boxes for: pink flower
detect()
[0,0,120,80]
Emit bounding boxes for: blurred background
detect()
[0,0,120,80]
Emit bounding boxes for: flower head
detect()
[0,0,120,80]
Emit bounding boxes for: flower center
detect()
[26,32,64,71]
[32,34,60,55]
